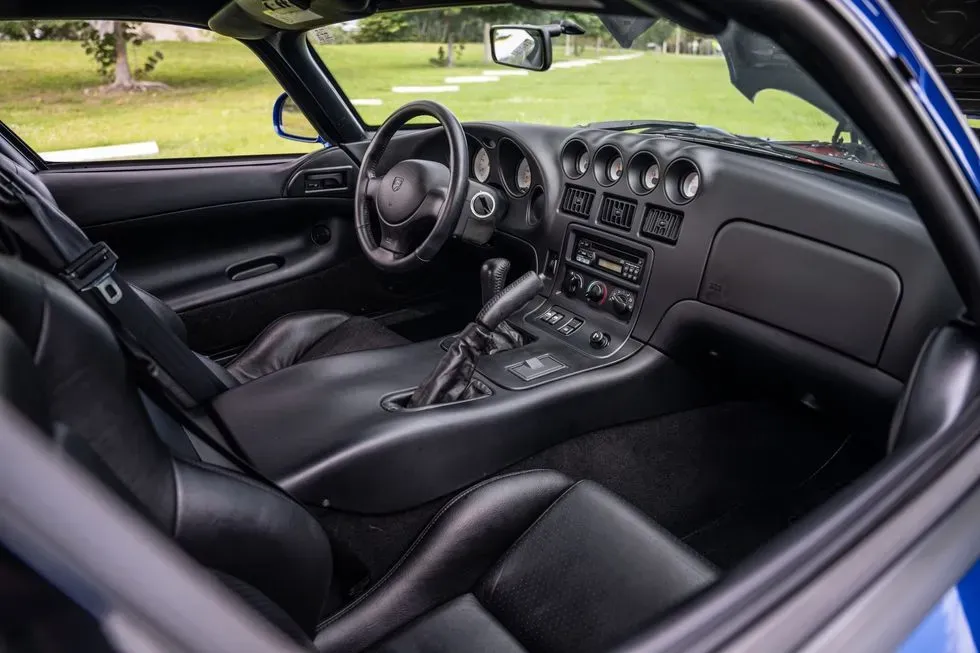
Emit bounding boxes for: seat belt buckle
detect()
[60,242,123,305]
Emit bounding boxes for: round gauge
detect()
[473,147,490,183]
[680,170,701,199]
[607,156,624,183]
[515,158,532,194]
[576,150,590,176]
[642,163,661,191]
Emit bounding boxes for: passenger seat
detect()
[0,254,716,652]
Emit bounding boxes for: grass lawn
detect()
[0,39,837,160]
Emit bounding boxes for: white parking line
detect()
[40,141,160,162]
[445,75,499,83]
[600,53,643,61]
[351,99,383,106]
[391,85,460,93]
[551,59,601,69]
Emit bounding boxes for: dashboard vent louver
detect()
[640,205,683,244]
[597,195,637,231]
[560,185,595,219]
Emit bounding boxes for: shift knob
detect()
[480,258,511,306]
[477,271,543,331]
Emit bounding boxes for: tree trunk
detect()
[112,21,134,87]
[565,34,572,56]
[483,22,491,63]
[675,26,681,56]
[447,30,455,67]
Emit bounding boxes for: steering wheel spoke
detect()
[407,187,448,224]
[379,222,412,257]
[363,175,382,201]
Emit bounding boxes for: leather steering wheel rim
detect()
[354,100,469,272]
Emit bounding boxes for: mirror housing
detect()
[490,26,553,71]
[490,20,585,72]
[272,92,325,144]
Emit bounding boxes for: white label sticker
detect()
[309,26,335,44]
[260,0,321,25]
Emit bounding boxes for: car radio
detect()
[573,237,643,283]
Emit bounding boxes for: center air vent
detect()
[640,205,683,244]
[597,195,637,231]
[561,185,595,219]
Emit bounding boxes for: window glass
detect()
[0,21,320,161]
[309,11,884,171]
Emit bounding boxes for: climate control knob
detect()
[585,281,607,304]
[564,271,584,297]
[611,292,633,318]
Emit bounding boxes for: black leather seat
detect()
[0,255,716,651]
[2,157,408,387]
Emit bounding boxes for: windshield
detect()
[307,11,883,169]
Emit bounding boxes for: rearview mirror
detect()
[490,26,552,72]
[272,93,324,144]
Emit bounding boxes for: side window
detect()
[0,21,321,162]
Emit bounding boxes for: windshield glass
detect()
[307,10,883,169]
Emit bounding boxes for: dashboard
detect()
[374,120,962,426]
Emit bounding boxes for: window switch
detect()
[559,318,583,336]
[547,312,565,325]
[540,309,556,322]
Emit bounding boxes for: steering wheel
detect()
[355,100,469,272]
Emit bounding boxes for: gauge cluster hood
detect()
[716,23,851,125]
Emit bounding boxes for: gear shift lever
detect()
[409,271,543,408]
[480,258,525,353]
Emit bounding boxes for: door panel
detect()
[36,148,450,357]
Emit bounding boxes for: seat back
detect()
[0,255,332,635]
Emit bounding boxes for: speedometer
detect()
[473,147,490,183]
[516,158,531,194]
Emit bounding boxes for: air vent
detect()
[640,205,683,244]
[560,185,595,219]
[597,195,637,232]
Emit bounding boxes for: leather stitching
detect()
[315,469,568,632]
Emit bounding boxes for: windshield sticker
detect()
[261,0,321,25]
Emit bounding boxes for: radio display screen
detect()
[597,258,623,274]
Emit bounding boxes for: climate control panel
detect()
[562,269,636,321]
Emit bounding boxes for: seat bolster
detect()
[173,459,333,635]
[313,470,575,653]
[475,481,718,653]
[225,311,352,384]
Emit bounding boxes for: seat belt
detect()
[0,159,227,407]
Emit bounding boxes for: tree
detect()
[353,13,409,43]
[80,21,165,91]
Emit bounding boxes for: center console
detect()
[209,226,698,516]
[522,225,653,359]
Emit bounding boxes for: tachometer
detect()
[516,158,532,194]
[473,147,490,183]
[608,156,624,183]
[576,151,590,176]
[642,163,661,191]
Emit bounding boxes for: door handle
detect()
[226,255,284,282]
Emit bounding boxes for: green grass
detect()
[0,39,837,160]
